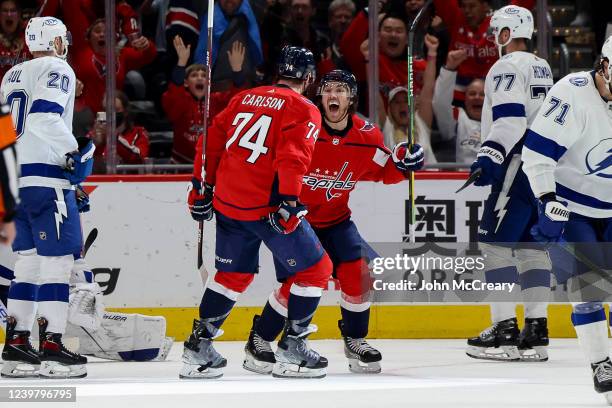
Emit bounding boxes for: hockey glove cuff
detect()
[64,138,95,185]
[268,201,308,234]
[392,142,424,172]
[530,194,570,244]
[188,178,214,222]
[471,144,505,186]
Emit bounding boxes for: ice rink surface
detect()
[1,339,609,408]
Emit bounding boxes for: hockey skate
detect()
[38,317,87,378]
[466,317,520,361]
[592,358,612,404]
[243,315,275,374]
[518,318,549,362]
[339,320,381,374]
[1,316,40,378]
[179,319,227,379]
[272,323,327,379]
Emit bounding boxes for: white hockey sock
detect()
[524,301,548,319]
[490,302,517,323]
[572,303,609,364]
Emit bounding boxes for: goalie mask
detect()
[489,5,533,57]
[317,69,358,124]
[25,17,71,59]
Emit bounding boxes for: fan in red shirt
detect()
[433,0,535,104]
[73,19,157,114]
[162,36,244,163]
[0,0,30,79]
[182,46,332,380]
[247,70,424,375]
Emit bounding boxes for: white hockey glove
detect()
[68,282,105,330]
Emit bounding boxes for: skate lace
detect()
[253,334,273,353]
[595,361,612,382]
[296,338,319,361]
[480,325,496,339]
[347,337,376,354]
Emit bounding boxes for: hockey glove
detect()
[64,138,95,185]
[75,185,90,213]
[392,143,424,172]
[471,143,505,186]
[531,194,570,244]
[188,178,214,222]
[268,201,308,234]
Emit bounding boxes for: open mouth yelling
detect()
[328,100,340,114]
[195,83,205,91]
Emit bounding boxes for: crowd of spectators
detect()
[2,0,610,172]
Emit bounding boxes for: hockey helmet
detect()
[277,46,316,82]
[25,17,70,59]
[489,5,534,56]
[317,69,358,106]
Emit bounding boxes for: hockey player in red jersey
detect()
[182,46,333,380]
[242,70,424,375]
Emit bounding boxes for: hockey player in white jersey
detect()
[465,5,554,362]
[522,35,612,402]
[0,17,94,378]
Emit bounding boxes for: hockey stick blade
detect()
[83,228,98,258]
[455,168,482,193]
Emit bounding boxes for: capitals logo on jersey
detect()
[585,138,612,179]
[303,161,356,201]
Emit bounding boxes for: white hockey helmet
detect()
[489,5,534,56]
[25,17,70,59]
[601,35,612,86]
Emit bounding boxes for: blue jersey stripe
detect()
[524,129,567,162]
[20,163,66,179]
[29,99,64,115]
[557,183,612,210]
[492,103,526,121]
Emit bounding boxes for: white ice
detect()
[0,339,608,408]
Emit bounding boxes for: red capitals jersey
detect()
[300,115,407,229]
[198,85,321,221]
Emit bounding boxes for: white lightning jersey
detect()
[522,72,612,218]
[0,56,77,189]
[481,51,553,157]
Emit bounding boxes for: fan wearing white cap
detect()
[522,34,612,403]
[465,5,555,363]
[0,16,93,379]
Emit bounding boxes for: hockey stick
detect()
[455,168,482,193]
[406,0,432,243]
[83,228,98,258]
[196,0,215,286]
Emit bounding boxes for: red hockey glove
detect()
[268,201,308,234]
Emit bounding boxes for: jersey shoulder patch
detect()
[359,120,375,132]
[568,76,589,87]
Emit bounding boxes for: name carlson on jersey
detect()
[241,94,286,110]
[303,161,356,201]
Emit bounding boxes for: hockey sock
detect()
[572,302,609,364]
[7,282,38,331]
[37,282,69,334]
[198,288,235,337]
[287,283,322,331]
[340,307,370,338]
[486,266,518,322]
[256,301,286,341]
[519,268,550,319]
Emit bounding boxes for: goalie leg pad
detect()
[66,312,169,361]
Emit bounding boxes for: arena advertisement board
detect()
[78,174,486,309]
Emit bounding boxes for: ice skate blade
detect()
[466,345,521,361]
[348,358,381,374]
[0,361,40,378]
[272,361,326,379]
[179,363,225,379]
[39,361,87,378]
[519,346,548,362]
[243,351,273,375]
